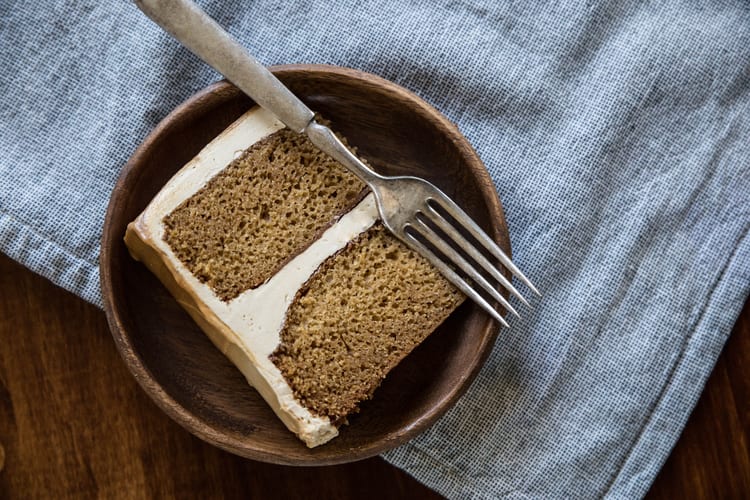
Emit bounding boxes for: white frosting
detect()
[132,107,378,447]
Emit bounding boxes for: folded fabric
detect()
[1,1,748,498]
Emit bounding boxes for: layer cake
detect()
[125,107,464,447]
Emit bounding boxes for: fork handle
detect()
[135,0,315,133]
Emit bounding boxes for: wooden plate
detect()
[100,65,510,465]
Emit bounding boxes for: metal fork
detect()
[136,0,539,326]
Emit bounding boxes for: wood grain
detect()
[0,254,747,497]
[100,68,509,464]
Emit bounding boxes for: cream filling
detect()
[134,107,378,447]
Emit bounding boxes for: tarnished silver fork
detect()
[136,0,539,326]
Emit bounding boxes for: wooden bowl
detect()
[100,65,510,465]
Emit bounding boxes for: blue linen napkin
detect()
[1,1,748,497]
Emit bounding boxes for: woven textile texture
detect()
[1,1,748,498]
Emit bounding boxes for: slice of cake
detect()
[125,107,465,447]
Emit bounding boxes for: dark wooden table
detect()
[0,254,747,498]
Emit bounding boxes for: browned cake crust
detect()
[270,224,465,423]
[163,128,364,301]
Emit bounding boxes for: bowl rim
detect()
[100,64,508,465]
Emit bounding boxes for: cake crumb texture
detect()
[271,224,465,423]
[163,129,364,301]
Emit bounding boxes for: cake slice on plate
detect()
[125,107,464,447]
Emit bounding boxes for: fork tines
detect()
[404,196,539,327]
